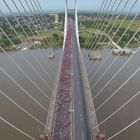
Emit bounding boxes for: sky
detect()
[0,0,140,14]
[0,0,101,13]
[35,0,111,11]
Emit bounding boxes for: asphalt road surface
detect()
[72,23,92,140]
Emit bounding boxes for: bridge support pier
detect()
[39,134,51,140]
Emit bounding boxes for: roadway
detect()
[72,21,92,140]
[51,18,73,140]
[51,18,93,140]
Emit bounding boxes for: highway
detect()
[51,18,73,140]
[50,18,92,140]
[72,21,92,140]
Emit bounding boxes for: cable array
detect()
[0,0,140,139]
[82,0,140,139]
[0,0,64,139]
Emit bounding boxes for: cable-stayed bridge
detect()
[0,0,140,140]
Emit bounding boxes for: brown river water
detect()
[83,48,140,140]
[0,48,140,140]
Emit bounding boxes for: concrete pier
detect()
[88,51,102,60]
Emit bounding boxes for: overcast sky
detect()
[0,0,140,14]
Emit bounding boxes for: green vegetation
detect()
[79,18,140,49]
[1,14,140,50]
[81,20,108,29]
[0,15,64,50]
[110,19,140,32]
[0,34,21,49]
[79,20,110,48]
[41,32,63,48]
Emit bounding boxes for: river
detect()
[83,48,140,140]
[0,48,62,140]
[0,48,140,140]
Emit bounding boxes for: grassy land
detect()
[79,19,140,49]
[21,32,52,41]
[79,28,110,49]
[0,30,63,50]
[21,31,63,41]
[110,19,140,32]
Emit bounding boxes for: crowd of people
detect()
[52,19,73,140]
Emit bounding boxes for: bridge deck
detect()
[50,18,98,140]
[72,26,92,140]
[51,19,73,140]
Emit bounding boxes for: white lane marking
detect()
[82,132,84,140]
[80,114,83,121]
